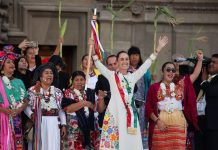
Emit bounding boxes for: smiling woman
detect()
[0,45,28,150]
[61,71,101,149]
[145,61,198,150]
[93,36,168,150]
[24,63,66,150]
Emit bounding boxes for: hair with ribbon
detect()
[0,45,20,70]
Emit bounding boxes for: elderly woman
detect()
[62,71,101,150]
[93,36,168,150]
[25,63,66,150]
[0,45,28,150]
[145,62,198,150]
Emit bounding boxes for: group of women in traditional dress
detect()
[0,34,205,150]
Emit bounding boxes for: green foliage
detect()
[60,20,68,38]
[107,0,135,54]
[152,6,177,76]
[187,27,208,57]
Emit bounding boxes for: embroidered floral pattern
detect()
[100,111,119,149]
[2,76,25,109]
[63,89,100,150]
[64,88,89,117]
[157,81,184,101]
[28,86,62,110]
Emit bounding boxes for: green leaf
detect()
[58,0,62,29]
[150,59,158,75]
[106,6,119,18]
[154,7,162,20]
[118,0,135,13]
[60,19,68,38]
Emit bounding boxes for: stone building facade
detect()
[1,0,218,72]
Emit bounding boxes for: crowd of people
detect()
[0,35,217,150]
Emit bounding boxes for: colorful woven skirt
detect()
[152,110,187,150]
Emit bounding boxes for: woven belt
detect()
[41,109,59,116]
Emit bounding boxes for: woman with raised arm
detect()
[92,36,168,150]
[145,61,198,150]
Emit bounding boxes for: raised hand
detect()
[88,38,95,55]
[196,50,203,60]
[18,39,29,50]
[156,35,168,53]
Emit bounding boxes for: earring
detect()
[1,70,4,75]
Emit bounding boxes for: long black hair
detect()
[128,46,143,69]
[68,71,86,88]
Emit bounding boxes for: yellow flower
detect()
[103,125,108,131]
[104,115,109,121]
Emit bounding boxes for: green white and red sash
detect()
[114,73,138,134]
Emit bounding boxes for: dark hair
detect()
[212,53,218,58]
[49,55,66,69]
[128,46,143,68]
[32,62,59,86]
[68,71,86,88]
[71,71,86,81]
[81,54,94,63]
[23,47,33,56]
[81,54,88,62]
[106,55,117,65]
[116,51,128,59]
[14,56,29,71]
[161,62,175,72]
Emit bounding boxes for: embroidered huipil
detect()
[62,88,100,150]
[93,54,156,150]
[0,78,27,150]
[25,86,66,150]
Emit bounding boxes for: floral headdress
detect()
[0,45,20,70]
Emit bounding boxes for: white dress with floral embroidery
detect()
[94,54,155,150]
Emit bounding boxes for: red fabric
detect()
[145,75,198,149]
[114,73,131,127]
[41,57,50,64]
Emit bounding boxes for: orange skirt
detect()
[152,110,187,150]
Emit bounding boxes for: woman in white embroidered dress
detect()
[93,36,168,150]
[25,63,66,150]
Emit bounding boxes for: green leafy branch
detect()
[187,27,208,57]
[106,0,135,54]
[151,6,178,79]
[58,0,68,57]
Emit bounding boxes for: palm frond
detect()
[118,0,135,13]
[58,0,62,29]
[106,5,119,18]
[150,59,158,75]
[187,26,206,56]
[107,0,135,53]
[194,36,208,43]
[60,19,68,38]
